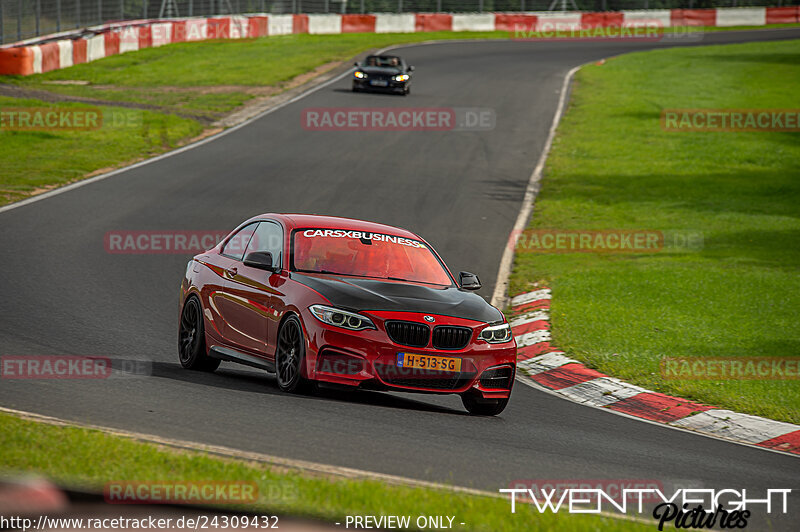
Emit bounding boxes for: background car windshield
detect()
[293,229,452,286]
[364,56,400,67]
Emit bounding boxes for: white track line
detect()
[490,66,580,308]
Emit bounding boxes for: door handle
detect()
[225,267,238,277]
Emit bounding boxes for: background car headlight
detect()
[354,71,366,79]
[309,305,376,331]
[479,323,513,343]
[393,74,409,82]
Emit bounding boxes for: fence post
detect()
[479,0,483,13]
[36,0,41,37]
[143,0,147,18]
[521,0,525,12]
[398,0,402,14]
[119,0,123,19]
[437,0,441,12]
[97,0,101,24]
[1,1,4,45]
[17,0,22,40]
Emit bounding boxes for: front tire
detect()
[178,296,220,372]
[461,394,508,416]
[276,315,312,393]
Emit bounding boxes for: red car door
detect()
[221,221,284,358]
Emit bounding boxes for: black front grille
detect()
[385,321,430,348]
[375,364,475,391]
[432,326,472,350]
[479,366,514,390]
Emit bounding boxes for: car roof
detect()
[251,213,421,240]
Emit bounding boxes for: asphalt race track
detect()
[2,28,799,529]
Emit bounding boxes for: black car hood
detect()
[359,66,403,75]
[292,273,502,323]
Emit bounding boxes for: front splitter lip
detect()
[313,357,514,397]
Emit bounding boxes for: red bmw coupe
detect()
[178,214,516,415]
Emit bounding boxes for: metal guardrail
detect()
[1,0,797,44]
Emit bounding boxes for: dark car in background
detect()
[352,55,414,95]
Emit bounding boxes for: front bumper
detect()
[353,78,409,92]
[302,309,516,399]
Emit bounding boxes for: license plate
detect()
[397,353,461,372]
[371,80,388,87]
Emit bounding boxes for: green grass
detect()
[509,39,800,424]
[0,412,649,531]
[0,31,505,206]
[0,96,203,204]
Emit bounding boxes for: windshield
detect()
[292,229,452,286]
[363,56,401,68]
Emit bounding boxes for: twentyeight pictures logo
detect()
[500,487,792,530]
[301,108,495,131]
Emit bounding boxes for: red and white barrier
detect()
[269,14,294,36]
[1,8,796,76]
[308,14,343,35]
[452,13,495,32]
[375,14,416,33]
[510,288,800,455]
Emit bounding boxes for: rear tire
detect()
[461,394,508,416]
[178,296,220,372]
[276,315,313,394]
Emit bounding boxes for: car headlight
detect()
[393,74,409,82]
[479,323,513,344]
[354,71,367,79]
[309,305,376,331]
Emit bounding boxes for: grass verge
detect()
[0,31,504,207]
[0,412,649,531]
[509,39,800,424]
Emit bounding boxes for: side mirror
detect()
[408,65,415,72]
[353,62,360,67]
[459,271,481,291]
[244,251,278,272]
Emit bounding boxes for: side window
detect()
[221,223,257,261]
[245,221,284,269]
